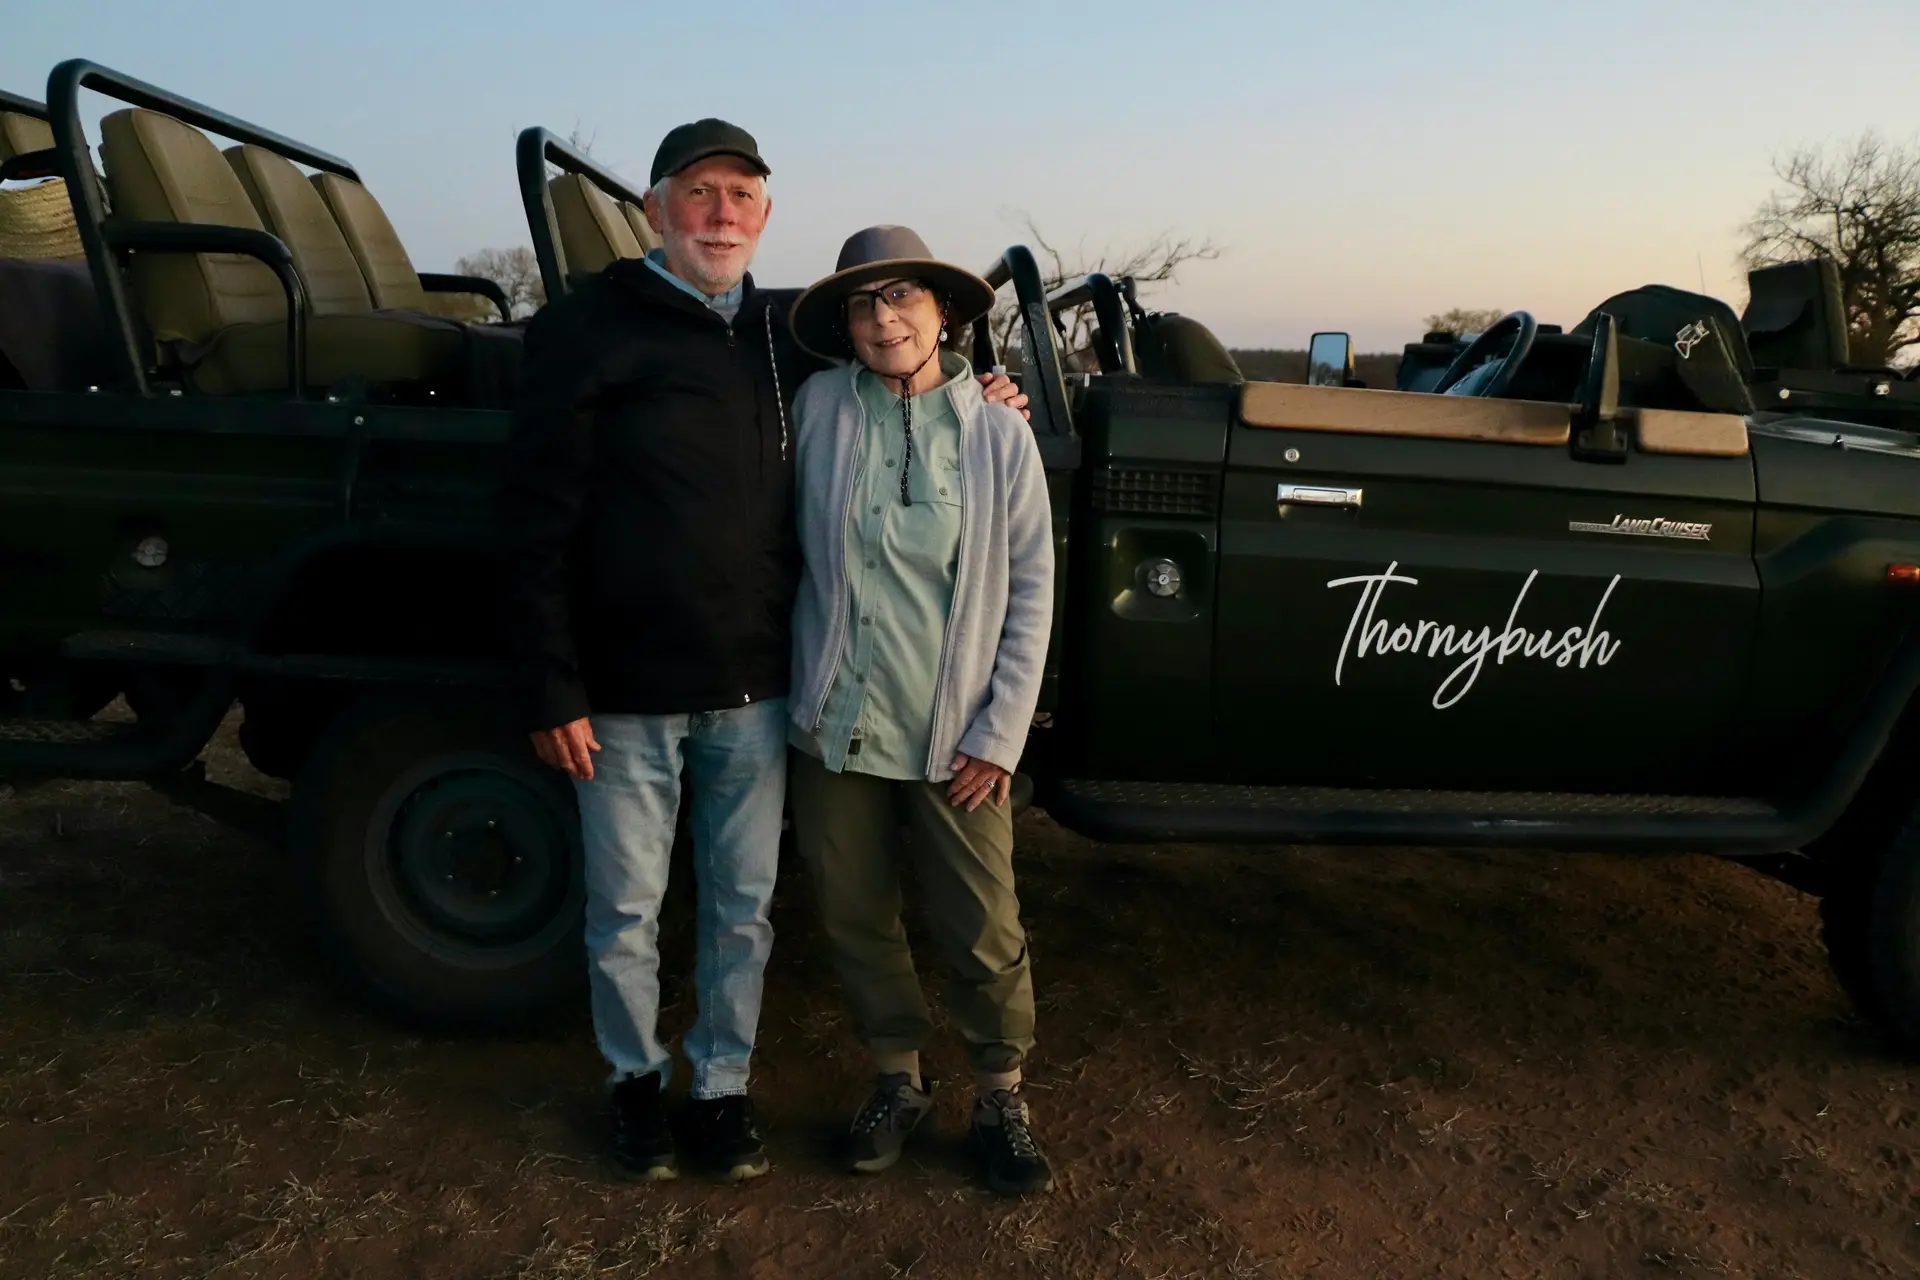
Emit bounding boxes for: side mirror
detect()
[1307,331,1354,387]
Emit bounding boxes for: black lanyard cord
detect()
[885,340,941,507]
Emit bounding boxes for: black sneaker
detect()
[843,1073,935,1174]
[971,1087,1055,1196]
[609,1071,676,1181]
[683,1094,771,1182]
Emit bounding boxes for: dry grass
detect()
[1,718,1911,1279]
[988,1204,1056,1259]
[502,1205,741,1279]
[203,1174,409,1271]
[1087,1202,1272,1280]
[1,1193,189,1280]
[1175,1045,1332,1140]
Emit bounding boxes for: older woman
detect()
[785,226,1055,1197]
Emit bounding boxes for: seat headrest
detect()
[98,107,286,344]
[0,112,54,163]
[224,145,372,317]
[1742,258,1849,372]
[620,199,662,254]
[549,172,643,283]
[309,172,427,311]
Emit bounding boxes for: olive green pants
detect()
[788,748,1036,1073]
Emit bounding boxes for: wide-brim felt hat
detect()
[789,225,997,361]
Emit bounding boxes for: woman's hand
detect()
[948,753,1011,811]
[976,370,1031,420]
[531,717,600,781]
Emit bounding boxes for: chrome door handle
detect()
[1277,483,1363,509]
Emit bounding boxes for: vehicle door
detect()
[1211,382,1760,793]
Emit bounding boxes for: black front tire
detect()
[288,694,586,1032]
[1818,797,1920,1054]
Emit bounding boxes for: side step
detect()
[1045,778,1790,854]
[0,718,147,748]
[0,673,236,781]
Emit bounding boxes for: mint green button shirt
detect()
[812,363,967,779]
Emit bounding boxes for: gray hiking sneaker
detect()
[843,1072,935,1174]
[971,1087,1055,1196]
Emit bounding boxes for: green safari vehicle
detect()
[6,59,1920,1054]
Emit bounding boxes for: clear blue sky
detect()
[8,0,1918,351]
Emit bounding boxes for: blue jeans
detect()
[572,697,786,1099]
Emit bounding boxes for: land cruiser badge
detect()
[1569,514,1712,541]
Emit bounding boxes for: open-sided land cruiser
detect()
[6,59,1920,1054]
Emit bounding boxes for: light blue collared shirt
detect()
[809,359,968,779]
[643,248,744,323]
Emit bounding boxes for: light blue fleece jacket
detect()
[788,350,1055,780]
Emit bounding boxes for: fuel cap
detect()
[1144,558,1182,598]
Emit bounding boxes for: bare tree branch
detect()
[985,211,1223,366]
[1741,131,1920,365]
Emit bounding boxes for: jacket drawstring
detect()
[883,341,941,506]
[765,303,788,461]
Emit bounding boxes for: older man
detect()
[497,119,1025,1183]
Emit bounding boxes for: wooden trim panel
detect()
[1238,382,1751,458]
[1631,408,1749,456]
[1238,382,1570,446]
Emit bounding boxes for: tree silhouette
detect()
[1742,131,1920,367]
[986,212,1222,365]
[1420,308,1506,339]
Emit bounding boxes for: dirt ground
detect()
[1,717,1915,1280]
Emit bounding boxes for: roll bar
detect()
[0,88,47,118]
[971,245,1076,441]
[1045,272,1137,376]
[515,127,655,302]
[44,58,358,397]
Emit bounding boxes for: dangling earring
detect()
[939,326,948,342]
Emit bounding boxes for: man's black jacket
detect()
[496,260,827,730]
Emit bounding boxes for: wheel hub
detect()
[385,767,573,947]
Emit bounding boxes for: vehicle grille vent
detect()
[1090,468,1217,517]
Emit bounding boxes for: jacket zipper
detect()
[923,378,972,780]
[806,365,868,737]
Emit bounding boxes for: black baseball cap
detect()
[649,118,770,187]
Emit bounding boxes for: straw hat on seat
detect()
[0,178,83,261]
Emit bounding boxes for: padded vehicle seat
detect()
[1134,312,1243,384]
[98,108,466,396]
[548,173,649,284]
[0,111,54,169]
[621,199,662,254]
[308,172,434,311]
[1573,284,1755,415]
[224,145,377,316]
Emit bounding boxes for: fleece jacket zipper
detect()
[921,375,972,780]
[805,364,867,738]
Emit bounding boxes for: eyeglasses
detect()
[844,279,930,322]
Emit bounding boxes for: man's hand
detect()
[532,717,600,781]
[948,752,1011,811]
[977,370,1031,421]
